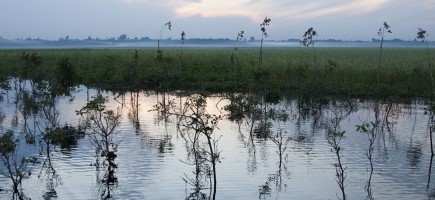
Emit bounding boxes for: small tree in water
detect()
[177,94,221,200]
[76,94,121,198]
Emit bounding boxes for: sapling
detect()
[417,28,434,98]
[376,22,392,96]
[230,31,244,89]
[157,21,171,54]
[177,94,221,200]
[231,31,244,66]
[356,120,380,199]
[301,27,318,87]
[259,17,271,66]
[326,106,349,200]
[76,94,122,198]
[179,31,186,87]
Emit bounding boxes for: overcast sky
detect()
[1,0,434,41]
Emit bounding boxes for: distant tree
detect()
[118,34,127,41]
[87,36,93,41]
[250,36,255,42]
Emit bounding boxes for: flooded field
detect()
[0,85,434,199]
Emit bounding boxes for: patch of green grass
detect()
[0,47,433,99]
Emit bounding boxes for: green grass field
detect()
[0,47,434,99]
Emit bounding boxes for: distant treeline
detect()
[1,34,432,45]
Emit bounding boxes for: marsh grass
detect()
[0,47,434,98]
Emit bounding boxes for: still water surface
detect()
[0,87,434,200]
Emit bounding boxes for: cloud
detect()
[171,0,393,22]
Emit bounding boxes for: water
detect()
[0,86,434,200]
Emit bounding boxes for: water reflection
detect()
[1,86,435,199]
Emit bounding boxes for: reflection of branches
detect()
[38,141,62,199]
[259,147,291,199]
[357,120,380,200]
[76,94,122,199]
[326,103,354,200]
[428,155,434,194]
[177,94,221,200]
[150,92,176,125]
[269,129,290,168]
[0,131,36,199]
[128,92,141,133]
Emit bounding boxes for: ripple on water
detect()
[1,89,434,199]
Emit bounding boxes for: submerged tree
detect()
[177,94,221,200]
[76,94,121,198]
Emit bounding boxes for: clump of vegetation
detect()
[43,125,85,149]
[0,47,434,98]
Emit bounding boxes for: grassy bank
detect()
[0,47,433,98]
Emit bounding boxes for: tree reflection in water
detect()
[77,94,122,199]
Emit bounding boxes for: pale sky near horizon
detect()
[0,0,434,41]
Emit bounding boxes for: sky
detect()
[0,0,434,41]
